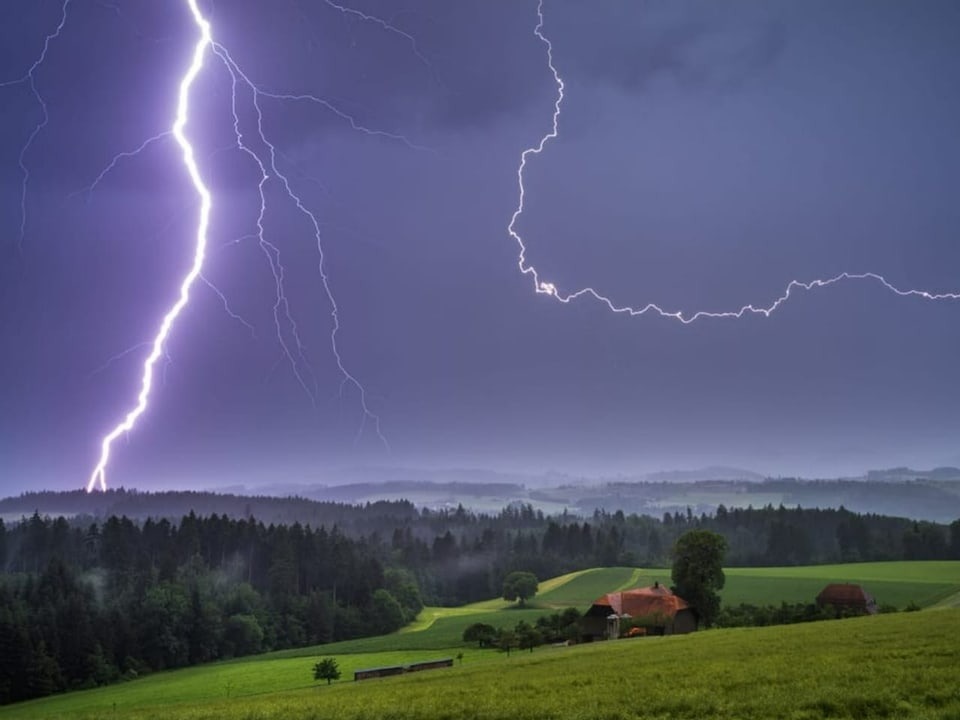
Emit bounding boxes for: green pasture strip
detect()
[724,561,960,584]
[11,610,959,720]
[267,609,552,658]
[533,568,592,595]
[720,561,960,608]
[400,569,596,634]
[719,575,955,608]
[0,650,466,720]
[536,567,632,606]
[397,605,485,634]
[533,562,960,609]
[932,588,960,609]
[612,567,644,591]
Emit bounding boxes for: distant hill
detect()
[867,466,960,482]
[640,466,766,483]
[4,470,959,526]
[0,488,420,531]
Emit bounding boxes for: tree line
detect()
[0,512,420,704]
[1,502,958,704]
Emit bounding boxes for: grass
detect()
[269,609,552,657]
[597,561,960,608]
[8,610,959,719]
[5,561,959,719]
[720,561,960,608]
[536,567,644,606]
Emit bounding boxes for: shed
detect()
[815,583,878,615]
[354,665,405,681]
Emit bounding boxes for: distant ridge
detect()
[867,466,960,482]
[641,466,765,483]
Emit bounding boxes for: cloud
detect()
[550,3,788,96]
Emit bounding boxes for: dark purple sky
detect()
[2,0,960,494]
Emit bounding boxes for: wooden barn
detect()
[354,658,453,682]
[406,658,453,673]
[580,583,698,640]
[354,665,405,681]
[815,583,878,614]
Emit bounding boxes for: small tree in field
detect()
[313,657,341,685]
[515,620,542,653]
[497,628,518,657]
[502,571,539,607]
[463,622,498,648]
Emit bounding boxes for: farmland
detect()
[5,609,959,719]
[534,561,960,610]
[3,561,959,719]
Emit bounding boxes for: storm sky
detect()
[2,0,959,494]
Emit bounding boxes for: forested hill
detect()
[0,489,420,533]
[1,501,958,704]
[5,475,960,527]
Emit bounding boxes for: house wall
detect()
[670,609,698,634]
[579,616,608,641]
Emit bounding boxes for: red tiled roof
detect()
[591,585,691,619]
[816,583,874,606]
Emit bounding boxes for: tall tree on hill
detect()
[502,571,538,607]
[671,530,728,627]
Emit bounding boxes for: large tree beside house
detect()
[671,529,728,627]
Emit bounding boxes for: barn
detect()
[815,583,878,614]
[580,583,698,640]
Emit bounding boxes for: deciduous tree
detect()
[502,571,538,607]
[462,622,497,648]
[313,657,340,685]
[671,530,728,627]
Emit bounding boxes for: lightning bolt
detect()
[86,0,212,493]
[320,0,435,79]
[510,1,960,324]
[1,0,71,252]
[69,131,171,202]
[85,0,411,491]
[210,42,401,445]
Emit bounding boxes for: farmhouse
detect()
[815,583,878,614]
[581,583,698,640]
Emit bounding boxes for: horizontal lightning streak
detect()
[510,1,960,325]
[87,0,212,493]
[255,88,430,152]
[321,0,434,76]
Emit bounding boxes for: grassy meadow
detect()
[7,610,959,720]
[4,561,959,719]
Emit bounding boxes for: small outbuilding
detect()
[580,583,698,640]
[815,583,878,615]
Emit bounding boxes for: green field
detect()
[7,610,959,719]
[720,562,960,608]
[534,561,960,610]
[4,561,960,719]
[536,567,645,606]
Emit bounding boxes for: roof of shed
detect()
[816,583,875,605]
